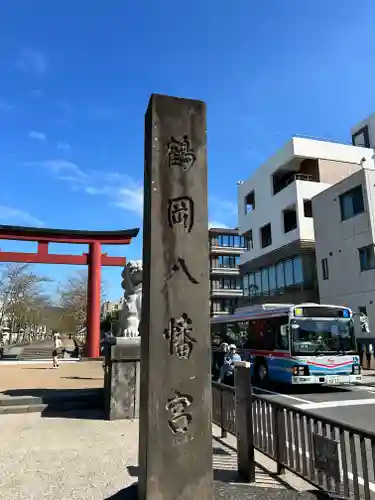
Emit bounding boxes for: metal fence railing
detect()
[212,381,375,500]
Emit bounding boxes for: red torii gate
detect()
[0,225,139,358]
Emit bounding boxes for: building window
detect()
[303,200,313,218]
[243,274,249,298]
[242,256,304,300]
[284,260,294,286]
[243,229,253,250]
[210,235,219,246]
[359,245,375,272]
[245,191,255,214]
[339,185,365,221]
[293,257,303,284]
[248,273,256,297]
[268,266,276,294]
[218,255,239,268]
[283,206,297,233]
[261,268,269,295]
[216,277,242,290]
[352,125,370,148]
[276,262,285,291]
[260,223,272,248]
[321,258,329,280]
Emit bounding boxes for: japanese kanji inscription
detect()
[167,135,196,171]
[163,313,196,359]
[163,257,199,287]
[167,196,194,233]
[165,391,193,434]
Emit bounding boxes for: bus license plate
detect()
[326,376,340,385]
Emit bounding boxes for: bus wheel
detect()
[256,362,269,386]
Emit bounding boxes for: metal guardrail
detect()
[212,381,375,499]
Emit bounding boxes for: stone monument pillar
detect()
[138,94,213,499]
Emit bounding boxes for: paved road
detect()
[253,379,375,432]
[252,380,375,498]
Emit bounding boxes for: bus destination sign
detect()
[294,306,351,319]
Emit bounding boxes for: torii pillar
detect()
[86,241,102,358]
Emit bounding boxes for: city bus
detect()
[211,303,362,386]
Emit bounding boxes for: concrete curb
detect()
[212,424,317,492]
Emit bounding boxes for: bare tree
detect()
[0,263,53,344]
[58,270,106,335]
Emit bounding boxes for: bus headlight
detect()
[292,365,309,376]
[352,364,361,375]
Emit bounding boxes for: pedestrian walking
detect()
[52,331,62,368]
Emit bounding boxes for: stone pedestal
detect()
[104,337,140,420]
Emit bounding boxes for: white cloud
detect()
[23,159,87,181]
[16,49,46,75]
[57,142,71,151]
[209,221,229,229]
[0,206,43,227]
[0,100,13,111]
[28,130,46,141]
[22,158,143,217]
[113,186,144,215]
[84,174,143,216]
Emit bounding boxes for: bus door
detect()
[263,317,290,382]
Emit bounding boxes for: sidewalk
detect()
[0,413,309,500]
[359,369,375,386]
[0,360,104,391]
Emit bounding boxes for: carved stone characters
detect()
[118,260,143,338]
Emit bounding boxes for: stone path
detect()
[0,361,104,391]
[0,413,288,500]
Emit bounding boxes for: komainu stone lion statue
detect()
[118,260,143,338]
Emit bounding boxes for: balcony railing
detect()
[273,173,317,195]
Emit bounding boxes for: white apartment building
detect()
[312,166,375,341]
[237,136,374,306]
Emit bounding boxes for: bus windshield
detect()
[291,317,356,355]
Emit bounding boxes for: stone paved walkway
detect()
[0,413,288,500]
[0,361,104,392]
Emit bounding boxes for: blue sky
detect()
[1,0,375,300]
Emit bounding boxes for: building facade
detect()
[237,136,374,307]
[312,167,375,341]
[100,299,123,319]
[209,227,248,316]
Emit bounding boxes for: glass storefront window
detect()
[249,273,256,297]
[293,257,303,284]
[276,262,285,290]
[269,266,276,294]
[242,255,307,301]
[243,275,249,297]
[255,272,262,296]
[284,259,294,286]
[262,268,269,295]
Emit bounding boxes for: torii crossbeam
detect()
[0,225,140,357]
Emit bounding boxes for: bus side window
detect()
[263,319,277,350]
